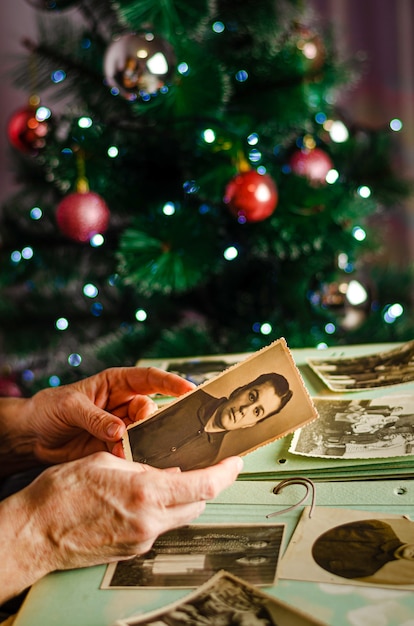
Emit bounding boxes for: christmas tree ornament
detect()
[294,24,325,73]
[223,170,278,223]
[25,0,77,10]
[56,168,110,243]
[289,147,334,185]
[104,32,176,100]
[7,101,51,155]
[310,274,373,331]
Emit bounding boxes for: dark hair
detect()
[230,372,293,421]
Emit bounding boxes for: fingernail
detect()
[106,423,121,438]
[234,457,244,472]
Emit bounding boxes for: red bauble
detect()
[56,191,110,242]
[7,106,50,154]
[223,170,278,223]
[289,148,334,185]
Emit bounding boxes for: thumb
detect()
[76,398,126,442]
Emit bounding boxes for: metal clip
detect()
[266,477,316,519]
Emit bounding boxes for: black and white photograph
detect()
[290,395,414,458]
[124,339,318,471]
[113,570,327,626]
[307,340,414,391]
[102,523,284,589]
[138,353,248,387]
[280,506,414,589]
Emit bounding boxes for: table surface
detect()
[13,343,414,626]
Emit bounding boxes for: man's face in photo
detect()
[213,380,282,431]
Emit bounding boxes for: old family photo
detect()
[114,570,326,626]
[307,339,414,391]
[124,339,318,471]
[281,507,414,590]
[291,394,414,459]
[102,524,284,589]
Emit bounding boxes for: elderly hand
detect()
[0,453,243,604]
[4,367,194,469]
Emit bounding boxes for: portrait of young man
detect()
[124,339,317,471]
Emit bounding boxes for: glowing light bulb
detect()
[56,317,69,330]
[224,246,238,261]
[135,309,147,321]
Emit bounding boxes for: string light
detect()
[223,246,238,261]
[78,116,92,128]
[68,353,82,367]
[162,201,176,215]
[357,185,371,198]
[90,234,104,247]
[83,283,98,298]
[55,317,69,330]
[203,129,216,143]
[30,206,42,220]
[135,308,147,321]
[352,226,366,241]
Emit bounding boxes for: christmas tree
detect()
[1,0,413,395]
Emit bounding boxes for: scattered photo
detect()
[307,339,414,391]
[280,506,414,589]
[124,338,318,471]
[102,523,284,589]
[113,569,327,626]
[138,354,249,387]
[290,395,414,458]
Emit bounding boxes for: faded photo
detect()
[102,523,284,589]
[307,339,414,391]
[124,339,318,471]
[290,395,414,458]
[280,507,414,589]
[113,570,327,626]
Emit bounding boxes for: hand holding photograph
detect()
[123,338,318,471]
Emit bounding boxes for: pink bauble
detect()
[289,148,334,185]
[223,170,278,223]
[56,191,110,242]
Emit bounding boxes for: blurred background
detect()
[0,0,413,395]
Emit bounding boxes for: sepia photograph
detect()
[113,570,327,626]
[307,340,414,391]
[124,339,318,471]
[102,523,284,589]
[290,395,414,459]
[280,506,414,589]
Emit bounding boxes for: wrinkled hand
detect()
[20,367,195,465]
[15,453,243,580]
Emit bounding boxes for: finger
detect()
[68,396,127,443]
[108,367,196,398]
[127,395,159,422]
[165,456,243,505]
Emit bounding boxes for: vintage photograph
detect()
[280,506,414,589]
[113,570,327,626]
[290,395,414,458]
[102,523,284,589]
[307,339,414,391]
[124,338,318,471]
